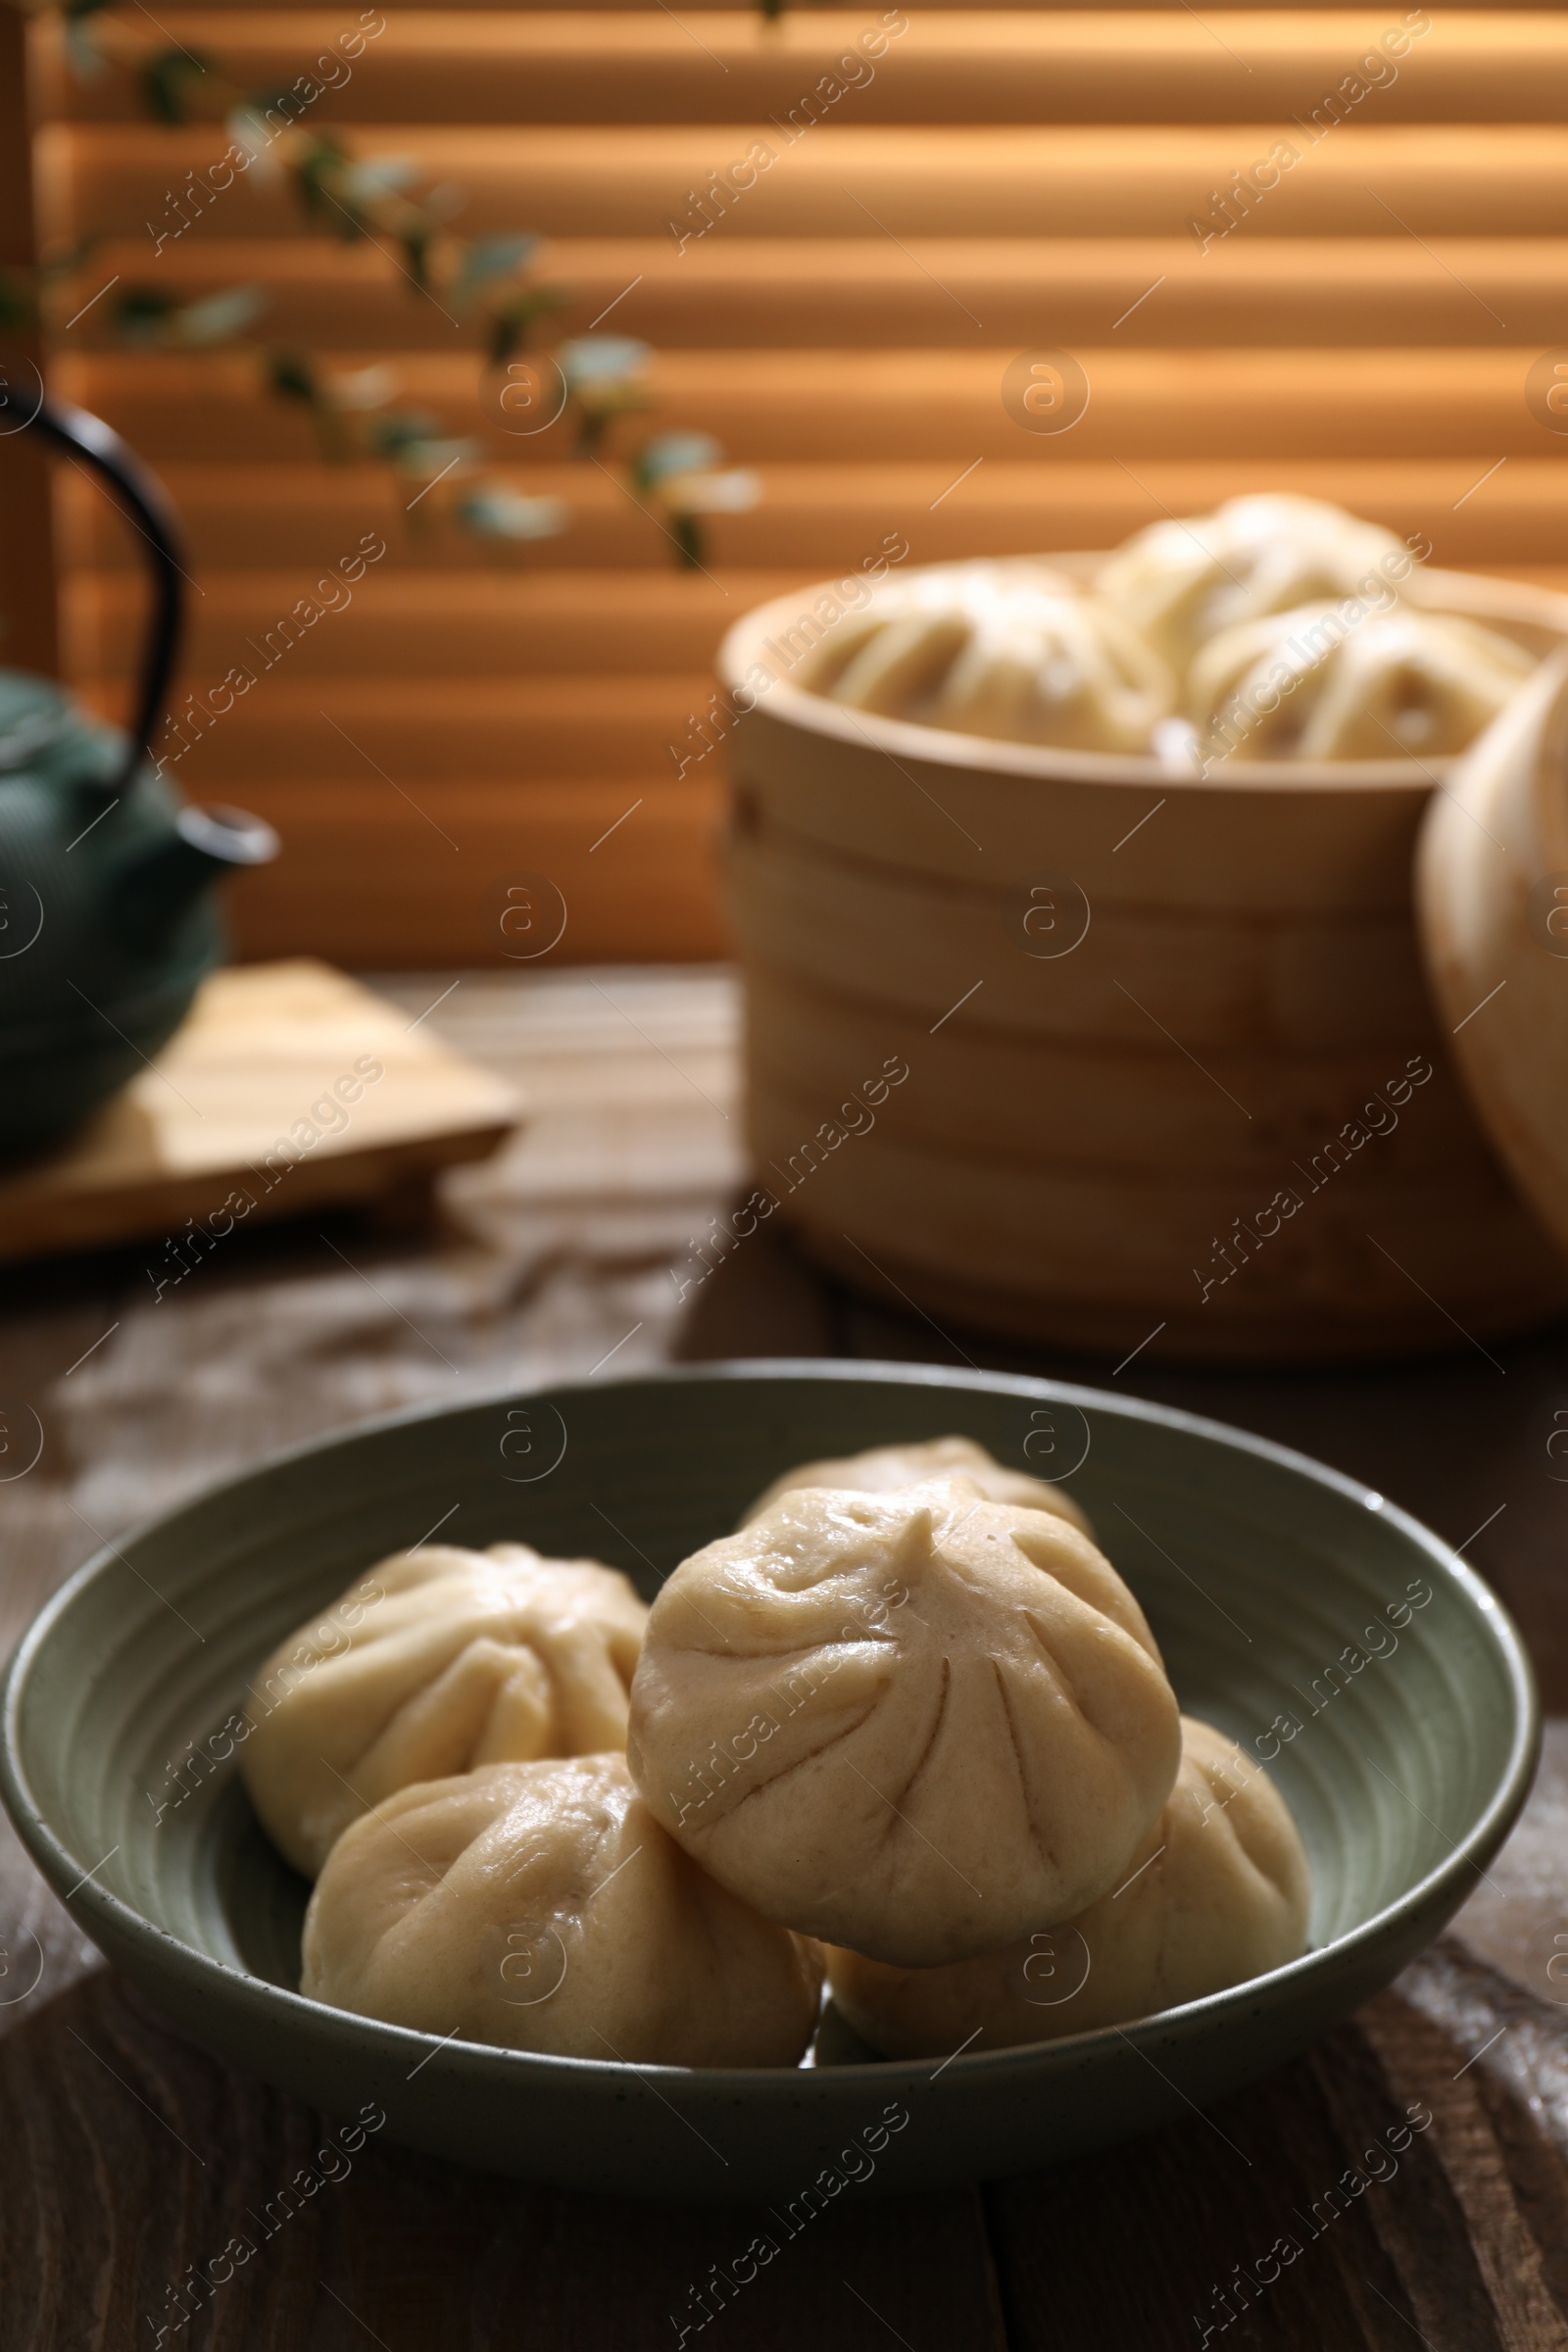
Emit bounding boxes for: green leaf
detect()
[288,135,357,232]
[454,487,568,541]
[112,285,179,346]
[365,409,448,458]
[140,49,215,126]
[63,0,118,83]
[635,430,722,491]
[484,284,568,367]
[111,283,265,350]
[399,231,431,293]
[559,335,651,390]
[267,350,321,406]
[340,157,418,200]
[488,315,519,370]
[242,89,312,139]
[174,284,267,345]
[0,269,39,333]
[453,233,539,300]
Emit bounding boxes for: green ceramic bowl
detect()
[0,1363,1537,2202]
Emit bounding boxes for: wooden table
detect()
[2,967,1567,2352]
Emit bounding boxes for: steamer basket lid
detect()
[1415,648,1568,1263]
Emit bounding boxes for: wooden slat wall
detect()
[2,4,58,680]
[28,7,1568,965]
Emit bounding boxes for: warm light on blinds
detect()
[27,2,1568,964]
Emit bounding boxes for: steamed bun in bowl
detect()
[241,1544,649,1877]
[627,1480,1181,1966]
[302,1753,824,2067]
[827,1716,1310,2057]
[742,1433,1092,1538]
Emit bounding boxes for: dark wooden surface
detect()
[3,967,1568,2352]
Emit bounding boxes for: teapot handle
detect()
[0,370,184,794]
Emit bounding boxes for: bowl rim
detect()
[716,559,1568,801]
[0,1357,1541,2092]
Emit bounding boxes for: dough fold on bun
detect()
[303,1752,824,2067]
[1095,492,1407,670]
[828,1716,1310,2055]
[801,563,1174,753]
[627,1478,1181,1966]
[242,1544,648,1876]
[1189,602,1533,763]
[742,1433,1092,1539]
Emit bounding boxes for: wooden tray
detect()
[0,958,519,1265]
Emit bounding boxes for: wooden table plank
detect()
[989,1959,1568,2352]
[1,965,1566,2350]
[0,1970,1008,2351]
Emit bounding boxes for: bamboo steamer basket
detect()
[718,557,1568,1363]
[749,1065,1552,1363]
[728,822,1432,1053]
[1418,649,1568,1264]
[722,561,1568,907]
[743,962,1494,1185]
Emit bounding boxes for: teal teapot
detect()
[0,379,277,1158]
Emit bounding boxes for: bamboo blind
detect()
[27,4,1568,965]
[3,3,58,678]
